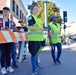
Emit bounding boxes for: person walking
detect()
[48,14,62,65]
[28,2,45,75]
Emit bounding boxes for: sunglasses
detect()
[33,8,39,10]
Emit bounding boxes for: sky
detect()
[22,0,76,25]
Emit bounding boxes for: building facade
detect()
[0,0,27,26]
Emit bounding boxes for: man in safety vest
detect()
[48,14,62,65]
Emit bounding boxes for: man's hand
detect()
[1,27,11,31]
[40,28,44,31]
[44,29,48,31]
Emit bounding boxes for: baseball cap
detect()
[50,14,58,20]
[3,7,10,11]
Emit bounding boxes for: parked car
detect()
[69,35,76,40]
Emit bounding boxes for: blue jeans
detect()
[11,43,16,64]
[18,41,22,57]
[31,53,38,72]
[51,43,62,61]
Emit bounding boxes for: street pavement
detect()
[0,43,76,75]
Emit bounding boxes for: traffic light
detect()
[63,11,67,22]
[64,25,66,29]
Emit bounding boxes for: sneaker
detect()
[36,66,43,71]
[1,67,7,75]
[56,60,61,64]
[22,57,27,62]
[16,57,19,60]
[31,71,37,75]
[7,66,14,73]
[16,57,19,62]
[12,63,18,68]
[53,60,57,65]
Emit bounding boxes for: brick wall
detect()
[0,0,7,10]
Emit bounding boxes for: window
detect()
[22,13,24,20]
[20,10,22,19]
[23,14,24,20]
[12,0,15,12]
[24,16,26,22]
[16,5,18,16]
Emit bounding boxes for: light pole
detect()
[43,0,48,26]
[43,0,49,45]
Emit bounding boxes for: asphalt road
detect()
[0,44,76,75]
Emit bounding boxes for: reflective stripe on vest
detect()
[28,32,43,34]
[51,36,61,38]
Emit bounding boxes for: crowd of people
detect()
[0,2,62,75]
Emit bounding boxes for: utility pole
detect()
[43,0,49,45]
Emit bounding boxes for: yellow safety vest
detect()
[49,22,61,44]
[28,15,44,41]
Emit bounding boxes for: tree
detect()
[36,1,62,24]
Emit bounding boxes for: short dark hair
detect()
[3,7,10,11]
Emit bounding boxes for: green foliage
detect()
[36,1,62,24]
